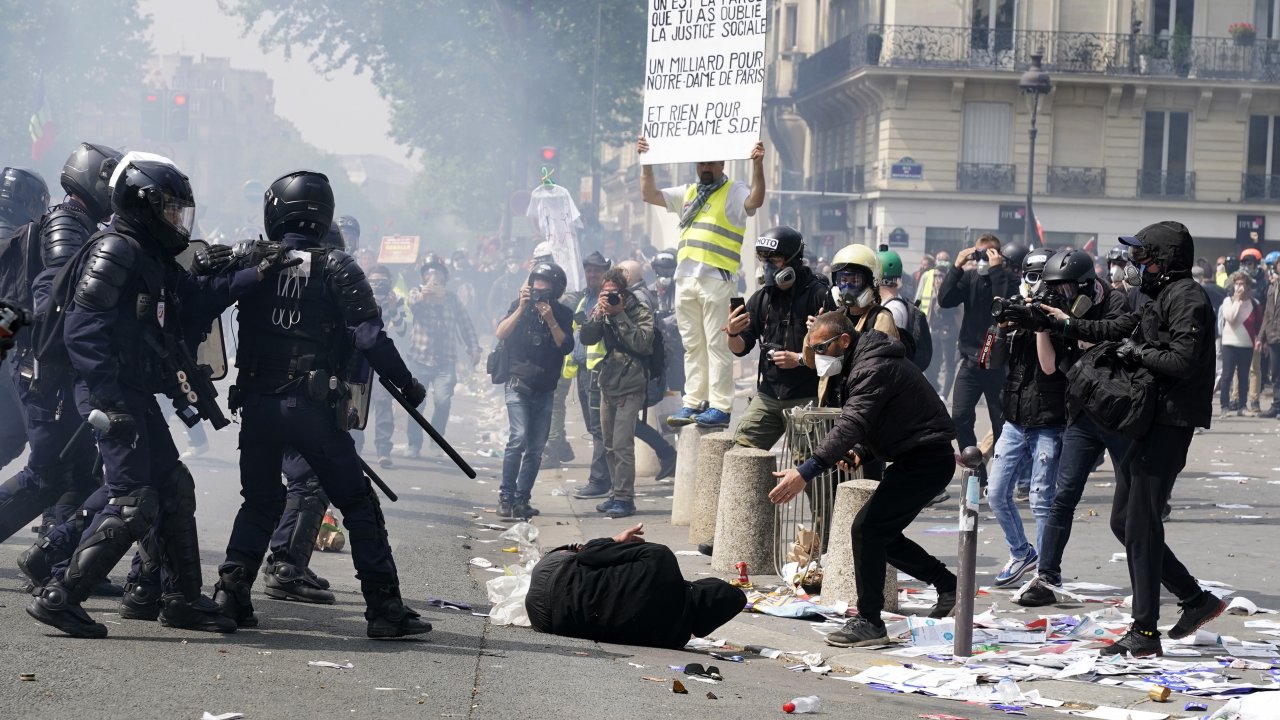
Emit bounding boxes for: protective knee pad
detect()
[281,488,328,567]
[157,463,204,598]
[159,462,197,517]
[63,490,157,603]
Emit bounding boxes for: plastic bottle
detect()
[996,677,1021,703]
[782,696,821,714]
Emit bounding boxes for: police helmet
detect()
[60,142,123,222]
[335,214,361,247]
[109,154,195,257]
[264,170,335,242]
[528,261,568,299]
[319,221,345,250]
[0,167,50,225]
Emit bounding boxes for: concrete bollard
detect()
[671,425,713,526]
[689,431,736,545]
[710,447,777,574]
[634,413,660,478]
[821,479,897,612]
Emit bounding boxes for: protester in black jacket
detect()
[525,523,745,649]
[939,234,1017,478]
[770,314,957,648]
[1039,222,1222,658]
[725,227,835,450]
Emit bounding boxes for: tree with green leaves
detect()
[221,0,645,232]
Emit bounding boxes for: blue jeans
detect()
[500,383,554,504]
[1038,413,1131,585]
[406,363,457,451]
[988,421,1063,560]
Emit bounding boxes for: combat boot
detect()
[119,580,162,621]
[363,581,432,639]
[17,539,57,591]
[212,565,259,628]
[263,561,336,604]
[26,581,107,639]
[159,593,238,633]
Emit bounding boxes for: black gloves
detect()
[256,245,304,277]
[192,244,234,275]
[1114,339,1146,369]
[400,378,427,408]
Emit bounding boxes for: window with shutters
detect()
[1139,110,1193,198]
[958,102,1015,193]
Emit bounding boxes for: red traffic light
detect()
[145,93,159,103]
[540,146,557,162]
[173,93,188,106]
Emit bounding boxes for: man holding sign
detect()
[639,138,765,428]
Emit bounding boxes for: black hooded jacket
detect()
[733,265,835,400]
[798,330,955,480]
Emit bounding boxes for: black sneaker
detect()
[26,583,107,638]
[512,503,539,520]
[698,541,714,557]
[927,491,951,507]
[120,581,162,621]
[1168,592,1227,640]
[573,483,611,499]
[1014,577,1058,608]
[825,616,889,648]
[366,599,433,639]
[159,594,238,633]
[1101,627,1163,657]
[497,501,515,520]
[929,590,957,618]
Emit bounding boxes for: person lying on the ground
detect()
[525,523,746,649]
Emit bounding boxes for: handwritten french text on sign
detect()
[377,235,421,265]
[641,0,767,165]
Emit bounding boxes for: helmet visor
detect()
[161,194,195,238]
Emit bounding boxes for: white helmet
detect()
[830,244,880,309]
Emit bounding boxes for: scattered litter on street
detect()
[307,661,353,670]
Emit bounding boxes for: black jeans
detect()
[933,337,959,398]
[951,357,1005,456]
[850,446,957,624]
[1037,413,1131,585]
[1112,423,1203,631]
[1269,343,1280,407]
[1220,345,1253,409]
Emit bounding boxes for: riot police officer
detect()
[1,144,122,553]
[0,167,50,469]
[27,153,286,638]
[212,170,431,638]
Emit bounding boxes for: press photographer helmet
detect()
[528,261,567,300]
[756,226,804,290]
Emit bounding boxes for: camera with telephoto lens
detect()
[528,287,551,305]
[991,290,1069,329]
[605,291,621,306]
[761,341,782,360]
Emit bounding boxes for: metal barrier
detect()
[772,404,862,579]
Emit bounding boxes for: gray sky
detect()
[141,0,415,169]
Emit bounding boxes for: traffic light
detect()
[168,91,190,141]
[141,91,163,140]
[538,146,558,184]
[540,146,557,163]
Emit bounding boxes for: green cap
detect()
[878,249,902,279]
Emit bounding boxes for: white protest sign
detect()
[641,0,767,165]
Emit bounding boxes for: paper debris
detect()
[307,661,353,670]
[1081,707,1168,720]
[202,714,244,720]
[468,558,494,568]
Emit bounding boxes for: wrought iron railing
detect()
[1047,166,1106,196]
[796,24,1280,95]
[1137,169,1196,199]
[957,162,1016,193]
[1243,173,1280,202]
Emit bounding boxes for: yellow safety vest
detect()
[675,180,746,275]
[918,268,937,317]
[561,295,606,379]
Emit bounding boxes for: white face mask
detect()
[976,259,990,276]
[814,353,843,378]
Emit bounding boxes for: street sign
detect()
[377,235,421,265]
[888,227,909,247]
[890,157,924,180]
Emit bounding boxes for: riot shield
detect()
[176,240,229,381]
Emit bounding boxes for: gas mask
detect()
[762,262,796,290]
[814,353,843,378]
[656,276,673,288]
[976,258,990,276]
[834,272,874,309]
[1109,265,1125,284]
[1023,271,1043,297]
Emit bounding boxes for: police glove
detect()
[256,245,304,278]
[192,243,234,275]
[400,378,428,408]
[1114,339,1146,369]
[95,404,138,445]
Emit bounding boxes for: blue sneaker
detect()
[693,408,731,428]
[605,500,636,519]
[666,406,700,427]
[994,549,1038,587]
[596,498,618,513]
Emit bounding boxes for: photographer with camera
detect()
[985,248,1067,588]
[1030,223,1223,657]
[578,268,655,519]
[495,263,575,520]
[938,234,1017,478]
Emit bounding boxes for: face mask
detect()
[1109,266,1125,284]
[762,262,797,290]
[976,259,990,276]
[814,353,843,378]
[936,260,951,270]
[656,276,672,288]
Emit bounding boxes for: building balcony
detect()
[1137,170,1196,199]
[808,166,864,194]
[796,24,1280,96]
[957,163,1015,194]
[1047,166,1106,197]
[1243,173,1280,202]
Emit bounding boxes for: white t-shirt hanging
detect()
[526,183,585,293]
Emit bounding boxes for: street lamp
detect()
[1018,52,1051,248]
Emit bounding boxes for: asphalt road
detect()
[0,376,1274,719]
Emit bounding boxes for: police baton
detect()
[378,376,477,479]
[59,409,112,462]
[357,455,399,503]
